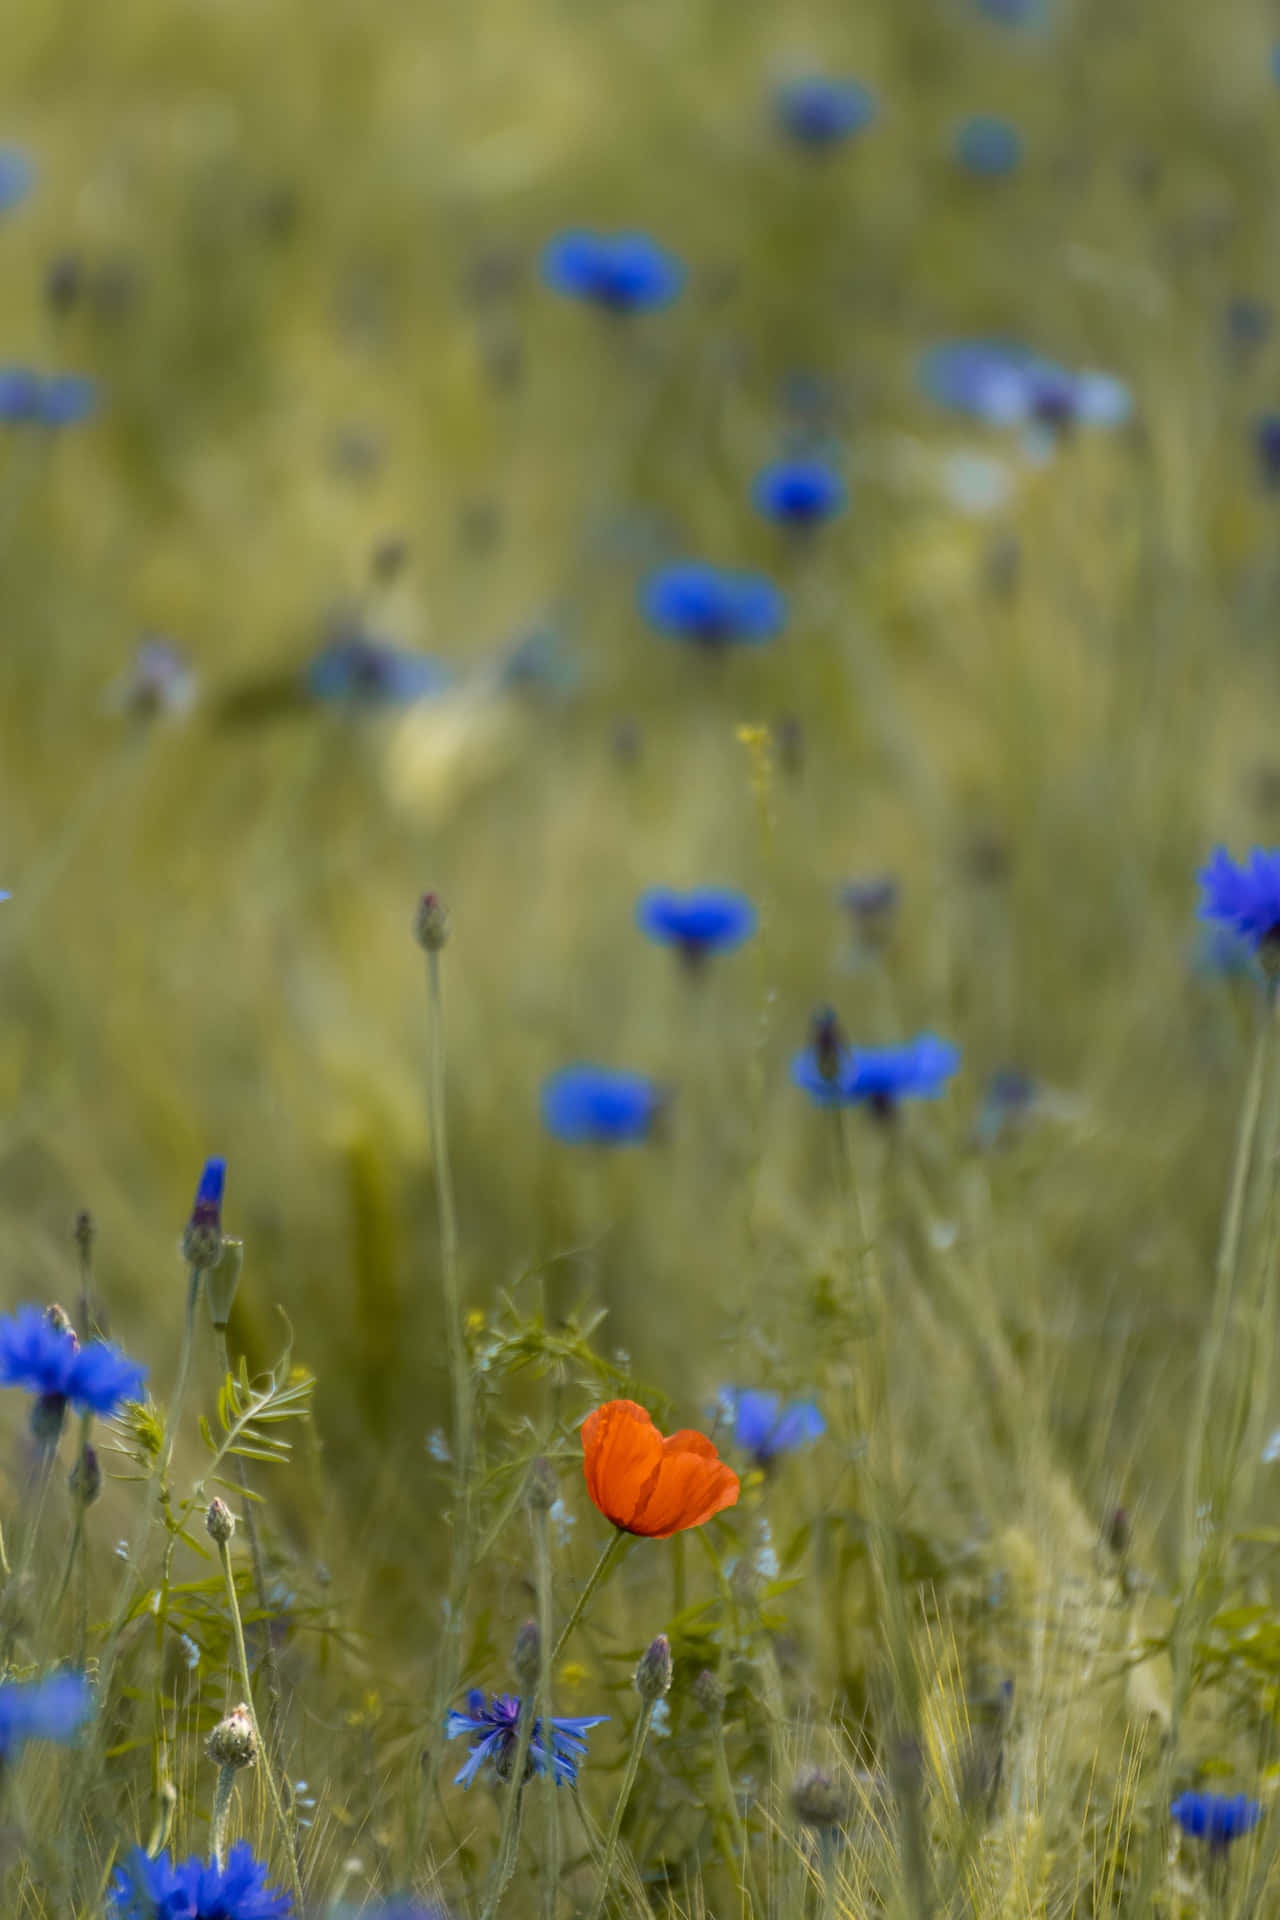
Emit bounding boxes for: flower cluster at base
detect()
[109,1841,292,1919]
[445,1690,607,1788]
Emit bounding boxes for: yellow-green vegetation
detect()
[5,0,1280,1914]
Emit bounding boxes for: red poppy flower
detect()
[581,1399,740,1539]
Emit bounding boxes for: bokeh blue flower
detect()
[109,1840,293,1918]
[0,148,34,214]
[641,562,786,647]
[0,369,96,427]
[953,116,1023,177]
[1254,415,1280,489]
[541,1065,665,1144]
[919,341,1131,432]
[0,1305,146,1417]
[774,76,877,149]
[446,1690,607,1787]
[719,1388,825,1464]
[751,458,847,529]
[0,1671,94,1761]
[635,887,757,961]
[792,1032,961,1110]
[1170,1791,1262,1847]
[541,230,685,313]
[1198,846,1280,951]
[308,633,453,705]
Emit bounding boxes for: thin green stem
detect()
[216,1328,283,1735]
[709,1718,761,1916]
[587,1700,654,1920]
[209,1763,237,1870]
[480,1700,537,1920]
[552,1530,626,1667]
[533,1506,560,1920]
[163,1268,204,1478]
[215,1533,303,1911]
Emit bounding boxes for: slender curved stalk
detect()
[215,1328,283,1732]
[709,1718,762,1915]
[480,1699,537,1920]
[552,1530,626,1667]
[587,1700,654,1920]
[215,1533,303,1911]
[533,1506,560,1920]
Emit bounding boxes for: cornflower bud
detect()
[206,1498,236,1545]
[693,1669,725,1720]
[635,1634,673,1704]
[810,1007,844,1084]
[413,892,451,952]
[791,1764,849,1830]
[69,1445,101,1507]
[182,1159,226,1271]
[207,1703,257,1770]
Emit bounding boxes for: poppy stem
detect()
[586,1699,655,1920]
[552,1530,626,1667]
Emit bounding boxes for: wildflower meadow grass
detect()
[6,0,1280,1915]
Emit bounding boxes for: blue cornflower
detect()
[1170,1791,1263,1848]
[109,1840,293,1918]
[774,76,877,150]
[719,1388,824,1465]
[0,369,96,427]
[641,562,786,648]
[541,231,685,314]
[446,1690,607,1788]
[918,341,1131,432]
[541,1066,665,1145]
[307,633,452,704]
[0,148,34,214]
[0,1305,146,1419]
[0,1672,94,1761]
[792,1030,960,1111]
[751,458,847,530]
[1198,846,1280,952]
[635,887,757,963]
[952,116,1023,178]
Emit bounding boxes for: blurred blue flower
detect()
[775,76,877,149]
[0,369,96,427]
[751,458,847,529]
[719,1388,824,1464]
[541,230,685,313]
[541,1065,665,1145]
[974,1068,1038,1149]
[1226,298,1271,356]
[841,875,899,943]
[0,1306,146,1417]
[1255,415,1280,489]
[975,0,1048,26]
[1170,1791,1262,1847]
[109,1840,293,1917]
[953,116,1023,177]
[641,562,786,647]
[636,887,757,962]
[1198,846,1280,951]
[919,341,1131,432]
[0,1672,94,1761]
[446,1690,607,1788]
[0,148,34,214]
[792,1032,960,1110]
[1272,44,1280,86]
[308,633,452,704]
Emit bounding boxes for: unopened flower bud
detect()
[182,1159,226,1271]
[512,1620,541,1688]
[791,1764,849,1831]
[635,1634,672,1704]
[526,1457,557,1512]
[207,1703,257,1770]
[207,1240,244,1334]
[413,892,451,952]
[206,1498,236,1546]
[44,1303,76,1339]
[73,1210,95,1263]
[69,1445,101,1507]
[810,1007,845,1084]
[694,1669,725,1721]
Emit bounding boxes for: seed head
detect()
[413,892,451,952]
[207,1703,257,1770]
[206,1498,236,1546]
[635,1634,673,1704]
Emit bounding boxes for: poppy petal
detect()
[582,1399,664,1530]
[629,1430,740,1537]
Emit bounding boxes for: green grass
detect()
[5,0,1280,1913]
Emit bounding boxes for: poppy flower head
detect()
[582,1399,740,1538]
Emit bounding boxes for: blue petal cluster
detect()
[541,1065,664,1145]
[791,1034,960,1108]
[953,116,1023,177]
[1198,846,1280,950]
[0,148,34,214]
[775,76,877,149]
[1170,1791,1263,1847]
[635,888,757,959]
[720,1388,824,1464]
[0,1672,94,1760]
[0,1306,146,1416]
[110,1841,293,1918]
[919,341,1131,431]
[0,370,96,427]
[751,458,847,529]
[541,230,685,313]
[641,563,786,647]
[446,1690,607,1788]
[308,634,453,705]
